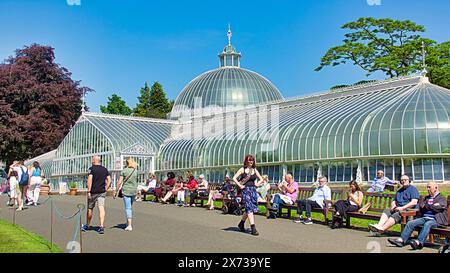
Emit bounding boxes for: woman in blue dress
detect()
[233,154,265,236]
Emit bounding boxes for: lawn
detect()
[0,219,63,253]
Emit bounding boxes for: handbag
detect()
[116,168,136,198]
[358,202,371,214]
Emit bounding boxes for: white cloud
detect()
[367,0,381,5]
[67,0,81,6]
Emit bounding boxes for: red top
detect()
[185,178,198,190]
[165,178,175,187]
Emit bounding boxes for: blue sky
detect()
[1,0,449,111]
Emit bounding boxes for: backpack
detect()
[19,166,29,186]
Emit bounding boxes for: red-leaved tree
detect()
[0,44,92,170]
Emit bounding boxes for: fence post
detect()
[50,199,53,251]
[12,203,16,225]
[77,204,85,253]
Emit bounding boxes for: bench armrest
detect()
[323,200,334,208]
[400,209,419,225]
[399,209,419,217]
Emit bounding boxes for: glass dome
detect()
[170,28,283,118]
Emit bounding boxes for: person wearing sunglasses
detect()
[368,175,419,234]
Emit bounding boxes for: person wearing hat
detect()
[193,174,209,205]
[206,175,235,210]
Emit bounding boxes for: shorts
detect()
[9,180,19,198]
[88,192,106,209]
[383,208,402,224]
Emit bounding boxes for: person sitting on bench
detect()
[206,175,235,210]
[256,175,270,203]
[268,173,298,219]
[368,170,395,193]
[136,173,157,201]
[160,176,184,205]
[368,175,419,234]
[185,173,198,207]
[293,176,331,225]
[153,172,175,202]
[330,180,363,229]
[196,174,209,196]
[388,181,448,250]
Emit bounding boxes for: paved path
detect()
[0,195,436,253]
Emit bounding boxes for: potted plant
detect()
[40,178,51,195]
[68,182,78,196]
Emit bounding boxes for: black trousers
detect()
[297,199,321,218]
[189,191,197,205]
[333,200,359,219]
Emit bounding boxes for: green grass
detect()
[0,219,63,253]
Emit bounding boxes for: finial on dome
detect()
[421,41,428,77]
[218,25,241,68]
[227,24,232,46]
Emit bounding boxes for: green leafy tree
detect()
[426,41,450,89]
[100,94,132,115]
[133,81,172,118]
[316,17,449,88]
[148,81,171,119]
[133,82,152,117]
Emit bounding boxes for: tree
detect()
[0,44,91,170]
[330,79,376,90]
[426,41,450,89]
[133,82,152,117]
[315,18,449,88]
[133,81,171,119]
[100,93,132,115]
[148,81,171,119]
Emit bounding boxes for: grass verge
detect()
[0,219,63,253]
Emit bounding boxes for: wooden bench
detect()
[192,184,221,207]
[142,189,157,201]
[346,192,396,228]
[400,195,450,244]
[265,186,344,224]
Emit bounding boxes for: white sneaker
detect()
[124,225,133,231]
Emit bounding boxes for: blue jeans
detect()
[367,187,383,193]
[271,194,286,211]
[123,195,135,220]
[401,217,438,244]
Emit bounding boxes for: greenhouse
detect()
[26,29,450,189]
[158,76,450,184]
[48,112,175,188]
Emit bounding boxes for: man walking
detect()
[82,155,111,234]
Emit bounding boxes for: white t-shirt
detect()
[148,179,157,188]
[198,179,208,190]
[12,166,23,182]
